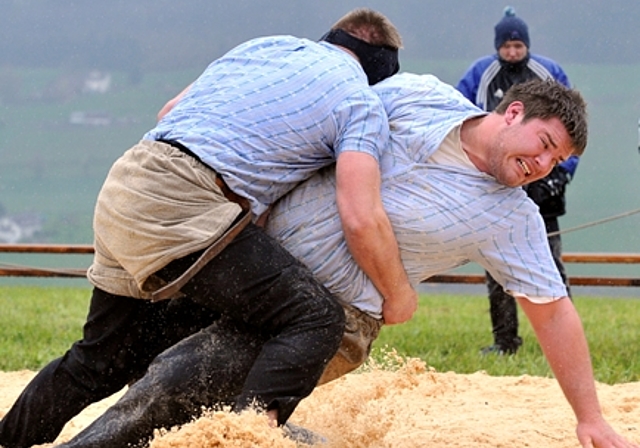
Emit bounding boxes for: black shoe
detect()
[480,344,509,356]
[282,422,328,445]
[481,336,522,356]
[480,341,521,356]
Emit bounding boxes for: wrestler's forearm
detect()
[519,298,603,423]
[335,152,417,324]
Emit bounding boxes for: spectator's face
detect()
[487,106,573,187]
[498,41,528,63]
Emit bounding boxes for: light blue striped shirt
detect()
[266,73,567,318]
[145,35,388,217]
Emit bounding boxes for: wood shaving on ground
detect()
[2,352,639,447]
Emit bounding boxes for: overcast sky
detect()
[1,0,639,69]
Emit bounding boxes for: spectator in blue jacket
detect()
[457,6,579,355]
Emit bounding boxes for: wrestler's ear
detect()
[504,101,524,125]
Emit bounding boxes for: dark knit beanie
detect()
[494,6,530,50]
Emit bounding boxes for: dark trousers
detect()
[59,304,383,448]
[485,218,571,351]
[60,317,267,448]
[0,223,345,448]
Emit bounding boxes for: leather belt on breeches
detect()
[150,139,252,302]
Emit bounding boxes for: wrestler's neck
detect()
[334,45,359,63]
[460,115,496,175]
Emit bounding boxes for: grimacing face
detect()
[498,40,528,63]
[487,113,573,188]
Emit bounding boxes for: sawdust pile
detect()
[2,353,639,448]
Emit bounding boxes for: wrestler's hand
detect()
[382,284,418,325]
[577,419,639,448]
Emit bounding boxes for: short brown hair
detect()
[332,8,403,49]
[494,79,588,155]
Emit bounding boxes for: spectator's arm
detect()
[559,154,579,179]
[455,67,478,103]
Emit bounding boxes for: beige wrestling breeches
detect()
[319,303,383,385]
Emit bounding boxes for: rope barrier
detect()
[548,207,640,237]
[0,261,87,278]
[1,207,639,281]
[1,251,638,286]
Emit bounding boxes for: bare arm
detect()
[518,297,638,448]
[335,151,417,324]
[156,83,194,121]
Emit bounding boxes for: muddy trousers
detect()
[485,218,570,352]
[0,223,345,448]
[59,304,382,448]
[60,318,269,448]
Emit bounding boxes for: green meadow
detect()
[1,285,638,385]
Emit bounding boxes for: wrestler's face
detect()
[487,103,573,187]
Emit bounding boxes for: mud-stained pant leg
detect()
[58,317,265,448]
[0,289,217,448]
[157,223,346,426]
[60,303,368,448]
